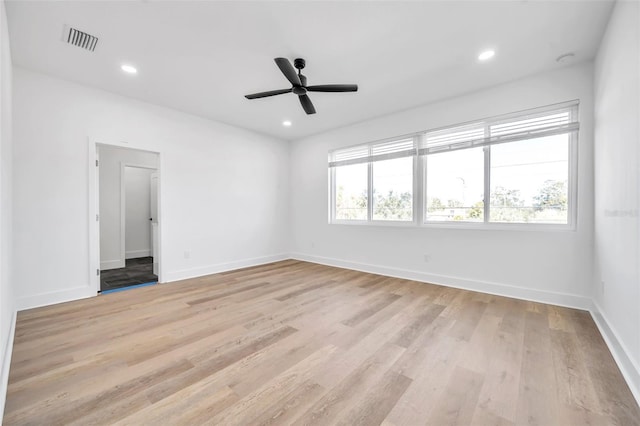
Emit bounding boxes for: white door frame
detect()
[88,139,163,294]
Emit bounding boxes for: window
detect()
[426,147,485,222]
[373,156,414,220]
[425,124,485,222]
[329,101,579,227]
[335,163,368,220]
[489,134,569,224]
[330,138,417,222]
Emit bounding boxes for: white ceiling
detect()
[5,0,613,141]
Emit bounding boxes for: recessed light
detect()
[282,120,292,127]
[478,50,496,61]
[121,64,137,74]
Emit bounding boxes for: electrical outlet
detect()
[184,250,191,259]
[423,254,431,263]
[311,241,315,248]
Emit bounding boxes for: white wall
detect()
[290,63,594,308]
[0,0,12,417]
[13,67,290,309]
[124,166,153,259]
[98,145,157,269]
[593,0,640,400]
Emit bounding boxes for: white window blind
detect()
[329,137,416,167]
[418,101,579,155]
[330,145,369,166]
[490,111,571,136]
[423,124,485,154]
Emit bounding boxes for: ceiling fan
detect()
[245,57,358,115]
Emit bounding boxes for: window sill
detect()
[328,220,576,232]
[422,221,575,232]
[330,219,415,228]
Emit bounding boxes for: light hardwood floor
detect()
[4,260,640,425]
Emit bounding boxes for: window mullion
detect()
[415,134,424,225]
[367,148,373,222]
[329,166,336,223]
[568,106,578,228]
[483,123,491,223]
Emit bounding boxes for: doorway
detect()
[95,144,160,293]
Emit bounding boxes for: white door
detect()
[150,172,159,275]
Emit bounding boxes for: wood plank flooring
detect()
[4,260,639,425]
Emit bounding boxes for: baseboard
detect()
[100,259,124,270]
[125,249,151,260]
[163,253,290,283]
[290,253,592,310]
[590,301,640,406]
[16,286,96,311]
[0,310,16,423]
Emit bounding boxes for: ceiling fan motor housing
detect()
[292,85,307,95]
[294,70,307,94]
[294,58,306,70]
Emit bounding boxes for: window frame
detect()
[329,134,420,226]
[328,101,579,230]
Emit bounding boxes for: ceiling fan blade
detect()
[245,88,292,99]
[274,57,301,86]
[299,94,316,115]
[306,84,358,92]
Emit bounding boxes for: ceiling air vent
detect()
[63,25,98,52]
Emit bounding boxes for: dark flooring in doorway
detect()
[100,257,158,292]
